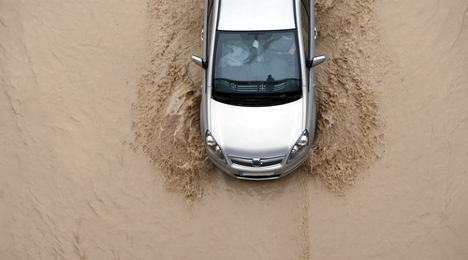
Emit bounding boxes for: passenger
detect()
[219,41,250,67]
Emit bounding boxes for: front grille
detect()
[229,155,285,168]
[230,158,252,167]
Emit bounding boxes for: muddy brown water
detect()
[132,0,385,200]
[1,0,467,259]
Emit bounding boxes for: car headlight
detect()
[287,130,309,164]
[205,130,226,163]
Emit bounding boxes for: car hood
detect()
[210,99,303,158]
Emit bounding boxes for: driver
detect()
[256,35,296,63]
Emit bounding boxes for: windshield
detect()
[212,30,302,106]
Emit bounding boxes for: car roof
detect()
[217,0,296,31]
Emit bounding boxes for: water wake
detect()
[132,0,385,200]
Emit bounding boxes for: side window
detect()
[301,0,309,58]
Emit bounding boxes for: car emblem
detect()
[252,158,262,167]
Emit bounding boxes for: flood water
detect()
[1,0,467,259]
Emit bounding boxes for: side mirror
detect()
[191,55,206,69]
[311,55,326,67]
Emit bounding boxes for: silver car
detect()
[191,0,325,180]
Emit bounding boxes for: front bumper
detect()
[207,148,310,180]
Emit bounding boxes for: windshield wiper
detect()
[213,92,301,106]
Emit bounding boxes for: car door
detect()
[301,0,318,136]
[200,0,214,136]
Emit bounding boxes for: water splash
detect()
[132,0,385,200]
